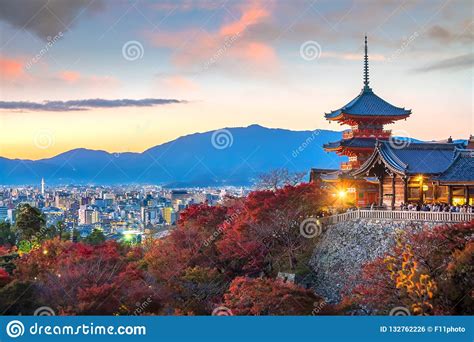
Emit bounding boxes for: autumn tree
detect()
[144,204,231,314]
[350,221,474,315]
[218,183,326,275]
[223,277,325,315]
[256,168,306,191]
[146,204,230,276]
[14,239,160,315]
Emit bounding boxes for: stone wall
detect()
[309,218,443,303]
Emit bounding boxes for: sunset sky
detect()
[0,0,472,160]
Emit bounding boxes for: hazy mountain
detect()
[0,125,346,186]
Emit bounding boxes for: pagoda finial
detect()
[363,35,370,91]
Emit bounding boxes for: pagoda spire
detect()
[363,35,370,91]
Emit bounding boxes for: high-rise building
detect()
[78,205,99,225]
[141,206,159,226]
[162,207,176,225]
[7,209,16,224]
[0,206,7,222]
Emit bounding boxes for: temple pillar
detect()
[391,174,396,210]
[403,177,408,204]
[448,186,453,205]
[465,186,469,205]
[419,177,424,204]
[378,173,384,207]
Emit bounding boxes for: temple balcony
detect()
[343,129,391,140]
[341,161,362,171]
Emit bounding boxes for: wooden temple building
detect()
[311,37,474,208]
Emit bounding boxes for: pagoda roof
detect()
[325,36,411,121]
[435,149,474,183]
[323,138,377,151]
[325,87,411,120]
[353,141,463,177]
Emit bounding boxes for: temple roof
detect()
[435,149,474,182]
[323,138,377,150]
[320,170,344,182]
[325,36,411,121]
[353,141,464,176]
[325,87,412,119]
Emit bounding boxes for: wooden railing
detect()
[341,161,362,171]
[319,210,474,225]
[342,129,392,140]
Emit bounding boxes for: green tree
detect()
[14,204,45,241]
[43,221,66,240]
[84,228,106,245]
[0,222,16,246]
[55,221,66,240]
[63,227,80,242]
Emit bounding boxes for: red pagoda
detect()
[318,36,412,206]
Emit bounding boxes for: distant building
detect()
[162,207,176,225]
[42,207,64,226]
[7,209,16,224]
[78,205,99,225]
[0,206,7,222]
[141,206,160,226]
[171,190,189,202]
[55,192,71,210]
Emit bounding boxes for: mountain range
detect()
[0,125,463,187]
[0,125,345,186]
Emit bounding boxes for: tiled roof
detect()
[323,138,377,150]
[325,87,411,119]
[436,149,474,182]
[320,171,343,181]
[377,141,462,175]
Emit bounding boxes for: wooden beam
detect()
[378,173,384,207]
[403,177,408,203]
[391,175,396,210]
[419,177,424,204]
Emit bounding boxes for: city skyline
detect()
[0,0,473,159]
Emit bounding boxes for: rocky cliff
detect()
[309,219,441,303]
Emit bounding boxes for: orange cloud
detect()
[149,0,277,71]
[55,71,119,88]
[0,56,24,78]
[58,70,81,83]
[219,3,270,36]
[240,42,277,64]
[323,51,386,61]
[162,76,199,91]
